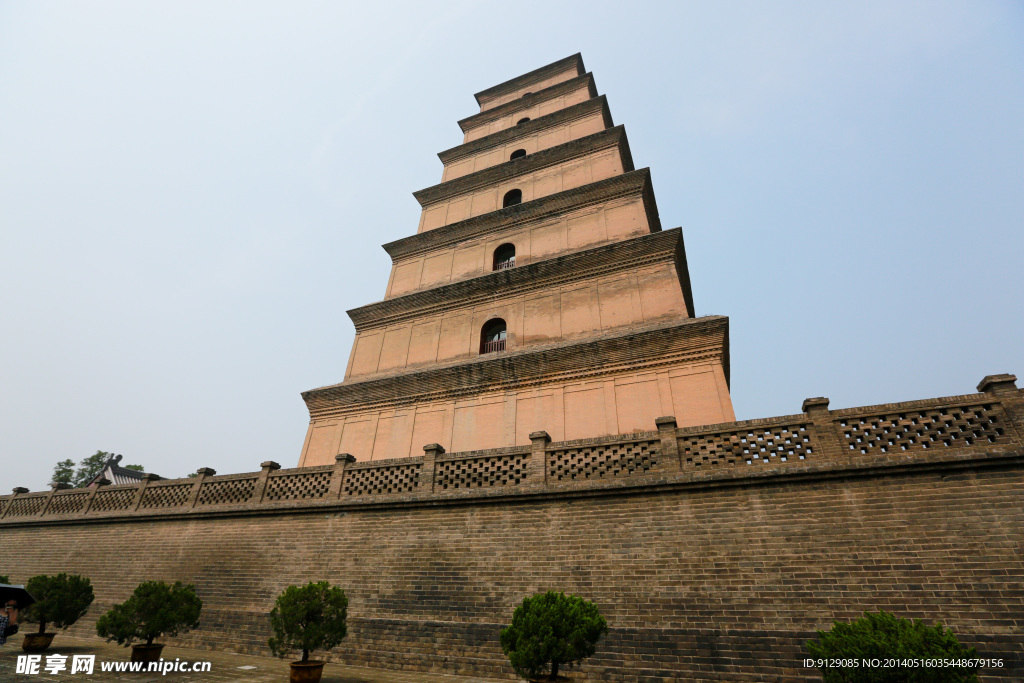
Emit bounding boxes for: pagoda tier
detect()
[298,55,735,466]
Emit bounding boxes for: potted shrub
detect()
[806,610,982,682]
[268,581,349,683]
[500,591,608,682]
[21,573,94,652]
[95,581,202,663]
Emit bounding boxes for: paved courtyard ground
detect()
[0,633,511,683]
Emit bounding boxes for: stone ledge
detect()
[384,169,659,261]
[473,53,584,106]
[439,96,612,165]
[459,72,597,133]
[351,228,684,330]
[414,125,632,207]
[303,315,729,413]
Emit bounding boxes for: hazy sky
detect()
[2,1,1021,491]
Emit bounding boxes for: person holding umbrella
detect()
[1,598,19,645]
[0,583,35,646]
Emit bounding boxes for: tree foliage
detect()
[500,591,608,681]
[806,610,980,682]
[268,581,348,664]
[0,575,9,584]
[95,581,201,647]
[23,574,95,635]
[51,459,76,486]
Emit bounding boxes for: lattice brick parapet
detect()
[343,463,422,496]
[90,488,136,513]
[140,484,194,509]
[5,496,46,517]
[839,403,1010,455]
[265,470,332,501]
[436,453,529,490]
[1,378,1019,524]
[197,478,257,506]
[46,492,90,515]
[548,439,660,482]
[679,424,813,468]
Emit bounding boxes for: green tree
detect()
[806,610,980,682]
[268,581,348,664]
[95,581,201,647]
[0,575,9,584]
[23,574,95,634]
[72,451,111,487]
[500,591,608,681]
[123,464,144,472]
[51,459,76,486]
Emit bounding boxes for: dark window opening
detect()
[502,189,522,208]
[493,243,516,271]
[481,319,507,354]
[509,149,527,161]
[522,91,532,98]
[516,117,530,125]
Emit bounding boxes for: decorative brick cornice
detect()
[459,73,598,134]
[301,316,729,415]
[439,96,613,165]
[353,229,685,331]
[384,169,660,261]
[473,53,585,107]
[414,126,631,208]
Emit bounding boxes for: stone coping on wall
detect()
[301,315,730,415]
[473,53,585,106]
[438,96,613,165]
[350,228,685,330]
[413,125,632,208]
[4,378,1020,527]
[384,169,660,261]
[459,72,598,133]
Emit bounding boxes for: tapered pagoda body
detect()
[299,54,735,465]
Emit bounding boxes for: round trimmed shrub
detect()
[806,610,981,682]
[500,591,608,681]
[268,581,348,664]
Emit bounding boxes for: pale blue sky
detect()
[2,1,1021,490]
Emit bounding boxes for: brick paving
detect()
[0,634,511,682]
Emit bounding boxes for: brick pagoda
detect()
[298,54,736,465]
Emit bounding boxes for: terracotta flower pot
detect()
[130,644,165,663]
[289,660,326,683]
[21,633,56,652]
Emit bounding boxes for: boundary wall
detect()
[2,375,1022,681]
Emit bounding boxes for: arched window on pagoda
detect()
[493,243,515,271]
[480,319,507,354]
[509,149,526,160]
[503,189,522,207]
